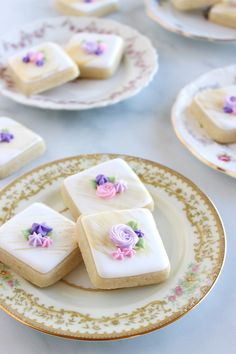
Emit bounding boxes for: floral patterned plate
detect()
[145,0,236,42]
[0,154,225,340]
[172,64,236,178]
[0,17,158,110]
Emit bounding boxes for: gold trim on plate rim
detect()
[0,154,226,341]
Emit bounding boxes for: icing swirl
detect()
[96,182,117,199]
[28,232,44,247]
[114,180,128,194]
[110,224,139,250]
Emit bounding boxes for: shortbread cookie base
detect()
[8,64,79,96]
[189,90,236,144]
[209,4,236,29]
[76,211,170,290]
[0,139,45,179]
[0,247,82,288]
[55,0,119,17]
[172,0,219,11]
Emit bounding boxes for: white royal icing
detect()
[0,203,78,274]
[8,42,76,84]
[193,85,236,131]
[63,158,153,215]
[0,117,43,167]
[81,208,170,278]
[58,0,119,14]
[66,32,124,70]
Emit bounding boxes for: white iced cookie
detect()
[8,42,79,96]
[76,208,170,289]
[189,85,236,143]
[171,0,219,11]
[61,158,154,218]
[65,33,124,79]
[0,203,82,288]
[209,1,236,29]
[55,0,119,17]
[0,117,45,179]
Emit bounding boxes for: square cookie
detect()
[172,0,219,11]
[76,208,170,289]
[189,85,236,143]
[8,42,79,95]
[209,2,236,29]
[55,0,119,17]
[61,158,154,218]
[0,203,82,287]
[0,117,45,179]
[65,32,124,79]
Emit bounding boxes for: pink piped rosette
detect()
[109,221,145,260]
[92,174,128,200]
[23,222,53,248]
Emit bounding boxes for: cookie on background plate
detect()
[55,0,119,17]
[8,42,79,96]
[76,208,170,289]
[189,85,236,143]
[0,203,82,287]
[171,0,219,11]
[65,32,124,79]
[209,1,236,29]
[0,117,45,179]
[61,158,154,218]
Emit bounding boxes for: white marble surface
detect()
[0,0,235,353]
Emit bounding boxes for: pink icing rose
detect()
[123,248,136,258]
[96,182,117,199]
[112,248,125,260]
[110,224,139,250]
[42,237,53,248]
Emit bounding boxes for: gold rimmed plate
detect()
[145,0,236,42]
[0,154,226,340]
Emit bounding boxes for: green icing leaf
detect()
[135,238,145,249]
[91,179,97,189]
[127,220,139,231]
[22,228,31,240]
[108,176,116,183]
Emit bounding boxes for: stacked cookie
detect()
[0,158,170,289]
[7,33,125,96]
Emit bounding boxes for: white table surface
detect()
[0,1,235,353]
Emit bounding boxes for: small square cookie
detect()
[0,117,45,179]
[8,42,79,95]
[209,2,236,29]
[171,0,219,11]
[55,0,119,17]
[65,33,124,79]
[61,158,154,218]
[76,208,170,289]
[189,85,236,143]
[0,203,82,288]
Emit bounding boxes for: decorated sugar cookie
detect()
[55,0,119,17]
[8,42,79,95]
[61,158,154,218]
[171,0,219,11]
[76,208,170,289]
[209,1,236,29]
[65,33,124,79]
[0,203,82,288]
[0,117,45,179]
[189,85,236,144]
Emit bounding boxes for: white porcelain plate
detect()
[0,17,158,110]
[145,0,236,42]
[172,64,236,178]
[0,154,225,340]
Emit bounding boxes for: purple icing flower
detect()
[31,222,53,237]
[82,40,107,56]
[224,95,236,115]
[95,174,108,186]
[134,230,144,238]
[28,232,44,247]
[110,224,139,250]
[0,130,14,143]
[114,180,128,194]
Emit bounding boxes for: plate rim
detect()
[171,65,236,179]
[0,153,226,341]
[145,0,236,43]
[0,16,158,110]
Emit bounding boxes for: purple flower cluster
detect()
[224,95,236,115]
[22,51,45,67]
[31,222,53,236]
[0,130,14,143]
[81,40,107,56]
[24,222,53,248]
